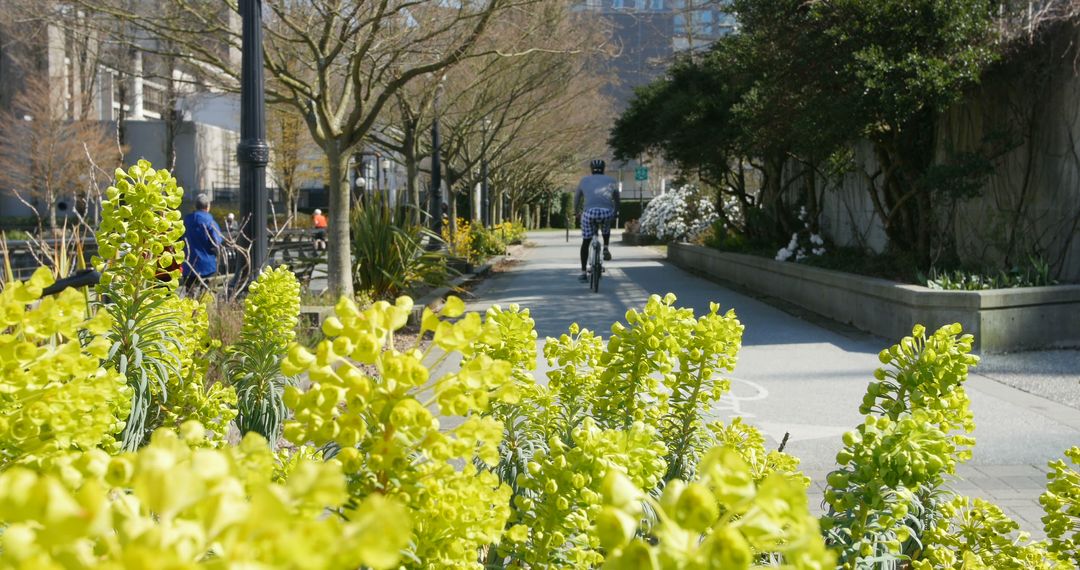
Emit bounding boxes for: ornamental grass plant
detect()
[351,197,448,299]
[0,160,1078,569]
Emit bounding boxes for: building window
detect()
[651,0,663,9]
[698,9,713,35]
[143,82,168,118]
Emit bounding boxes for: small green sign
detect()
[634,166,648,181]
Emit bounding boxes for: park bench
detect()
[268,235,324,288]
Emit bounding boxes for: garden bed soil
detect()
[668,242,1080,352]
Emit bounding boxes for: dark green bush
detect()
[617,200,647,224]
[351,199,448,299]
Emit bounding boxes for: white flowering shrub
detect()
[639,186,719,242]
[776,206,827,262]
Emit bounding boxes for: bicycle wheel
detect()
[590,241,601,293]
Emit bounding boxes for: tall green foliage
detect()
[93,161,235,450]
[94,161,188,450]
[614,0,1003,266]
[823,324,1070,568]
[474,294,810,567]
[227,265,301,446]
[350,198,447,299]
[1042,447,1080,566]
[4,158,1078,568]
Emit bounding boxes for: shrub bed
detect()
[1,161,1077,568]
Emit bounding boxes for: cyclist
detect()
[575,159,620,282]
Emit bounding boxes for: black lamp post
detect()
[236,0,269,289]
[428,80,444,246]
[481,117,491,227]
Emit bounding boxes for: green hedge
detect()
[618,200,648,224]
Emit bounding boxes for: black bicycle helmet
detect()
[590,159,606,174]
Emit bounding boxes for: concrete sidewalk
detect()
[462,230,1080,536]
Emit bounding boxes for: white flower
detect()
[639,186,719,241]
[810,233,824,246]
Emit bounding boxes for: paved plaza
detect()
[461,230,1080,536]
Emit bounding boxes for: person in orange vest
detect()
[312,209,328,252]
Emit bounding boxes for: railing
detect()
[0,237,98,282]
[2,230,322,288]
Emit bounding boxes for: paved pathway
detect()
[464,230,1080,535]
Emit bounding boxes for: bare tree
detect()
[267,104,323,222]
[372,0,614,235]
[0,75,119,231]
[77,0,541,297]
[370,76,439,226]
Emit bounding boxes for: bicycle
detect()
[587,233,602,293]
[584,215,614,293]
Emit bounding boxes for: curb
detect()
[408,257,504,324]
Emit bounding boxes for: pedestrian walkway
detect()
[464,230,1080,536]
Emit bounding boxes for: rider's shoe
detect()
[578,272,588,282]
[603,248,612,261]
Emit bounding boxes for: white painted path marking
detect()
[714,376,769,418]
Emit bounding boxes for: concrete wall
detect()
[812,141,890,254]
[668,243,1080,352]
[809,24,1080,283]
[124,120,239,211]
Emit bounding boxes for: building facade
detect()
[0,11,243,225]
[576,1,734,200]
[577,0,734,110]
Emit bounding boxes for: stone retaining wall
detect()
[669,243,1080,352]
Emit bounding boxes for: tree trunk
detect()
[873,135,934,268]
[48,187,57,231]
[760,154,787,239]
[804,163,818,234]
[407,157,420,226]
[449,190,458,240]
[325,146,353,298]
[445,170,457,241]
[404,127,421,226]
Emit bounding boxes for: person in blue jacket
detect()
[182,193,224,292]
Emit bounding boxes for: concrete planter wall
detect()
[668,243,1080,352]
